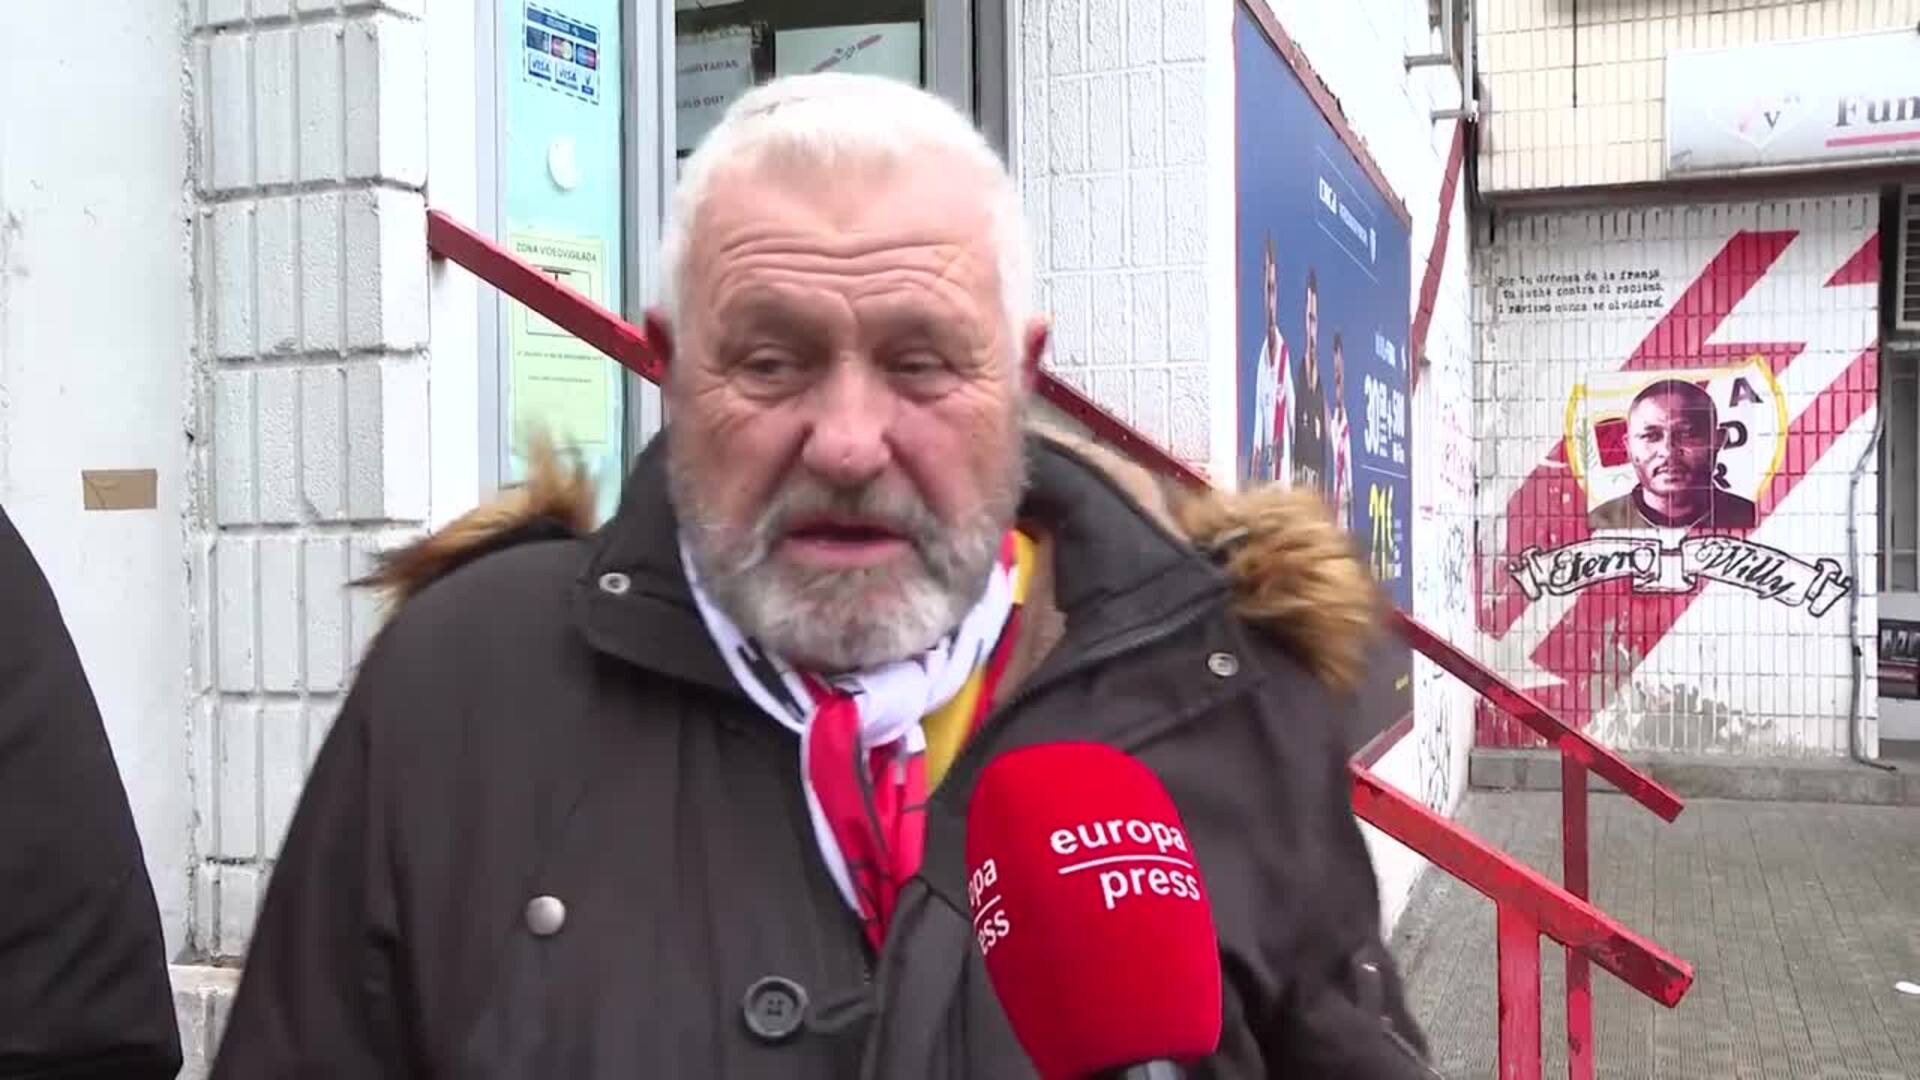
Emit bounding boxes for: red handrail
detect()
[1350,769,1691,1006]
[1392,610,1683,822]
[426,209,1696,1075]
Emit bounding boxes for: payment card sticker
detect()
[524,2,601,105]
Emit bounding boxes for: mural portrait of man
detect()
[1586,378,1758,530]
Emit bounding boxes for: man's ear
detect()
[643,308,677,390]
[1021,316,1051,392]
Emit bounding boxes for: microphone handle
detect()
[1093,1062,1183,1080]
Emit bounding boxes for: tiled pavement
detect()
[1391,791,1920,1079]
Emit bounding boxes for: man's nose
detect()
[800,359,894,487]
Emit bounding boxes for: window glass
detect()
[1887,360,1917,591]
[673,0,929,174]
[497,0,627,522]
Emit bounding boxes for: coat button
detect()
[525,895,567,937]
[598,571,631,596]
[1207,651,1239,677]
[740,975,809,1044]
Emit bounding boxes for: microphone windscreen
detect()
[964,742,1223,1079]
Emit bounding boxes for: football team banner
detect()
[1234,1,1414,749]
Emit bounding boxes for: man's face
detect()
[1626,391,1717,499]
[656,152,1040,671]
[1305,285,1319,368]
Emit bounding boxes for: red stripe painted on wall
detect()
[1826,232,1881,288]
[1409,121,1468,393]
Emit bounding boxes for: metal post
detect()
[1562,757,1593,1080]
[1432,0,1479,121]
[1497,905,1544,1080]
[1406,0,1456,68]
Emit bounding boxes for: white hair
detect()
[659,73,1032,361]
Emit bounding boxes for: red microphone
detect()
[964,742,1223,1080]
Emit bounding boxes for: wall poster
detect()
[1880,619,1920,701]
[506,230,614,455]
[1233,2,1414,752]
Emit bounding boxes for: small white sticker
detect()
[1895,980,1920,996]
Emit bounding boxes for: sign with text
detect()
[675,26,757,154]
[1666,29,1920,177]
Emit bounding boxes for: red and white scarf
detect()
[681,533,1024,951]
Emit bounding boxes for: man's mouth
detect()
[779,517,914,568]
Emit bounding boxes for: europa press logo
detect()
[1050,817,1205,912]
[969,813,1206,959]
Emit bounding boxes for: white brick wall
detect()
[1015,0,1214,467]
[1477,0,1920,192]
[1013,0,1479,932]
[186,0,429,968]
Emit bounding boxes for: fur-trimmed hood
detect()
[361,426,1384,692]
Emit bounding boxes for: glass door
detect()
[482,0,631,523]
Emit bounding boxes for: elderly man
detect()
[213,74,1432,1078]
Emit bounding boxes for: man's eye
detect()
[889,353,946,379]
[741,353,799,380]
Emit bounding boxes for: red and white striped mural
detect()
[1476,195,1882,756]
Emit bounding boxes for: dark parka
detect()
[0,507,183,1080]
[212,430,1436,1079]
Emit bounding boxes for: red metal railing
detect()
[426,208,1695,1077]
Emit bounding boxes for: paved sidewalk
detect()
[1390,791,1920,1079]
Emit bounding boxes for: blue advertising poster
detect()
[1234,3,1413,745]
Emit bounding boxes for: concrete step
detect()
[1470,745,1920,807]
[170,964,240,1079]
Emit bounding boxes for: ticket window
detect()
[482,0,989,520]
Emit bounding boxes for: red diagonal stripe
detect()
[1410,120,1467,393]
[1825,231,1880,287]
[1478,230,1801,640]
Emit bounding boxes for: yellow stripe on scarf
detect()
[921,531,1036,790]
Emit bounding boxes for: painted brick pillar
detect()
[174,1,435,1071]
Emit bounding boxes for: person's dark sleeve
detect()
[0,508,182,1080]
[1258,693,1438,1079]
[209,644,415,1077]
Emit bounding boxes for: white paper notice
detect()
[676,27,755,153]
[774,22,921,83]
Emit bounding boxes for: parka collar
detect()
[569,433,1231,700]
[362,420,1381,704]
